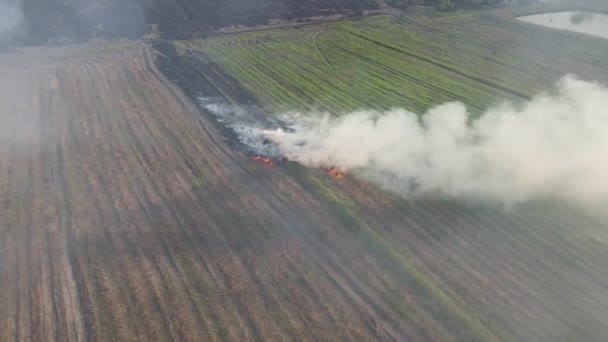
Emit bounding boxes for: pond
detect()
[518,12,608,39]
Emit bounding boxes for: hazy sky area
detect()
[0,1,22,33]
[519,11,608,39]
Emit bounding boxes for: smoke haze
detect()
[227,75,608,204]
[0,1,22,40]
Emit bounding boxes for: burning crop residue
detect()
[249,154,287,167]
[322,166,347,179]
[249,153,347,179]
[250,154,275,166]
[256,76,608,204]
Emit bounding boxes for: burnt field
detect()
[0,36,608,342]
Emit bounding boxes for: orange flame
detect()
[250,154,276,166]
[321,165,347,179]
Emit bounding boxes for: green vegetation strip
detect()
[188,11,608,115]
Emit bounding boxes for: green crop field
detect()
[181,8,608,115]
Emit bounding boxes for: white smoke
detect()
[257,75,608,204]
[0,0,24,47]
[0,1,22,32]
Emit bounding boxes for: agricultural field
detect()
[1,5,608,342]
[164,7,608,341]
[183,9,608,114]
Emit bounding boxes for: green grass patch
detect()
[185,10,608,116]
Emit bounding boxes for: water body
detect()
[518,12,608,39]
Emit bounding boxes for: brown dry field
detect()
[1,41,608,341]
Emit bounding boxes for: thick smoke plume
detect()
[206,76,608,204]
